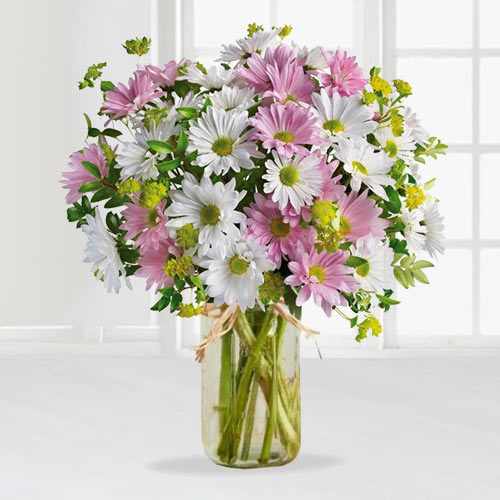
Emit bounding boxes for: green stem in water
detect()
[217,332,234,458]
[240,373,259,461]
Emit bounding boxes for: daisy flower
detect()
[219,30,280,64]
[264,62,314,104]
[404,107,429,145]
[173,91,204,110]
[139,61,177,87]
[312,89,377,143]
[319,49,366,97]
[422,201,445,258]
[102,72,163,119]
[375,126,416,163]
[318,158,345,201]
[244,194,316,266]
[187,107,261,176]
[199,237,274,310]
[401,208,426,252]
[337,191,389,242]
[285,248,358,316]
[82,210,130,293]
[136,240,180,291]
[295,45,331,71]
[62,144,108,204]
[122,201,171,252]
[209,85,256,112]
[184,64,233,90]
[250,102,321,156]
[263,151,323,211]
[335,138,394,199]
[166,174,246,256]
[351,237,394,292]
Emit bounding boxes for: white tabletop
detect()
[1,355,499,500]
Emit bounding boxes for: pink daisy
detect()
[319,49,366,97]
[244,194,315,266]
[61,144,108,204]
[250,102,321,156]
[102,71,163,119]
[264,62,314,104]
[122,201,171,252]
[285,249,358,316]
[138,61,177,87]
[337,191,389,242]
[136,240,180,291]
[318,158,345,201]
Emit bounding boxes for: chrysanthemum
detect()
[184,64,233,90]
[250,102,321,156]
[263,151,323,211]
[319,49,366,97]
[173,91,204,110]
[375,126,416,163]
[166,174,246,255]
[318,158,345,201]
[297,45,330,71]
[136,240,179,291]
[337,191,389,242]
[102,72,163,119]
[244,194,316,266]
[218,30,280,63]
[422,201,445,258]
[351,237,394,292]
[312,89,377,143]
[285,248,358,316]
[401,208,426,252]
[199,237,274,310]
[82,210,130,293]
[62,144,108,204]
[122,201,172,252]
[335,138,394,199]
[187,107,261,176]
[139,61,177,87]
[264,62,314,104]
[404,107,429,145]
[209,85,256,111]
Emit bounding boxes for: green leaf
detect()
[81,161,101,178]
[81,195,92,212]
[157,159,181,174]
[78,62,107,90]
[413,260,434,270]
[67,206,83,222]
[177,107,198,120]
[394,266,409,288]
[147,140,173,154]
[79,180,101,193]
[88,127,101,138]
[170,292,183,312]
[384,186,402,213]
[176,130,189,154]
[83,113,92,130]
[102,128,122,138]
[106,212,121,233]
[91,187,115,202]
[104,195,127,209]
[346,256,368,268]
[122,36,151,56]
[100,80,115,92]
[151,288,174,312]
[412,268,430,284]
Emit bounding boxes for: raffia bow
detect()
[194,302,319,362]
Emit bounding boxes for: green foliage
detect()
[66,195,95,227]
[393,254,433,289]
[393,79,412,97]
[78,62,107,90]
[259,272,285,304]
[247,23,264,37]
[414,137,448,163]
[147,140,173,155]
[383,185,402,213]
[122,36,151,56]
[157,159,181,174]
[356,316,382,342]
[376,289,400,312]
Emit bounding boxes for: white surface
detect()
[1,356,500,499]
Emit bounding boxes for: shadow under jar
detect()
[201,306,301,468]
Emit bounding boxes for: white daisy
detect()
[82,210,130,293]
[404,107,429,145]
[184,64,233,90]
[351,237,394,293]
[422,201,445,258]
[263,151,323,211]
[218,30,280,63]
[187,107,261,176]
[335,138,394,199]
[312,89,377,144]
[209,85,256,112]
[199,237,274,310]
[296,45,330,71]
[375,126,416,163]
[401,208,426,253]
[173,91,204,111]
[166,174,246,256]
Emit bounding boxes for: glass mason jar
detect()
[201,305,301,468]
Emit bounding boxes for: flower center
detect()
[212,136,234,156]
[273,130,295,143]
[279,165,300,187]
[352,160,369,176]
[384,139,398,158]
[270,217,291,238]
[228,255,250,276]
[356,261,371,278]
[338,215,351,237]
[309,265,326,283]
[323,119,345,134]
[406,185,426,210]
[147,209,159,227]
[311,200,337,227]
[200,204,221,226]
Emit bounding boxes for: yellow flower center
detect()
[406,185,426,210]
[273,130,295,143]
[228,255,250,276]
[270,217,291,238]
[212,136,234,156]
[309,265,326,283]
[200,204,221,226]
[279,165,300,187]
[352,160,369,176]
[311,200,337,227]
[323,119,345,134]
[384,139,398,158]
[147,209,158,227]
[338,215,351,238]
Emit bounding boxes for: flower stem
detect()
[240,373,258,461]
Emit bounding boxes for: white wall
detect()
[0,1,155,333]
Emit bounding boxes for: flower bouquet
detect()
[62,25,446,468]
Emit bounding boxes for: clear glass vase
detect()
[201,305,301,468]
